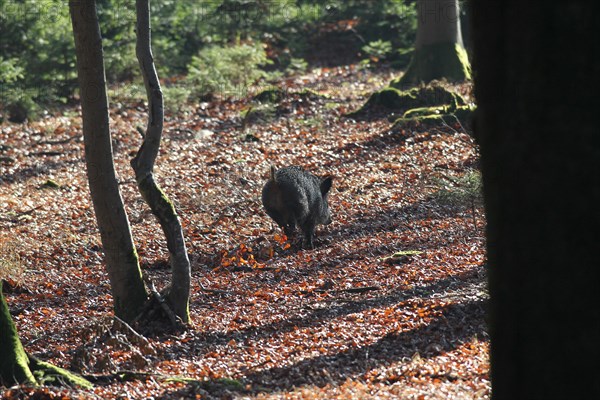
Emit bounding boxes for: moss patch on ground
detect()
[392,104,476,133]
[348,82,466,117]
[254,88,285,103]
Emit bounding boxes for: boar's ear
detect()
[320,176,332,195]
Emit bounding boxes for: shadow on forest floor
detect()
[163,273,486,397]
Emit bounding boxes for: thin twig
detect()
[36,135,79,145]
[143,275,179,328]
[113,316,147,343]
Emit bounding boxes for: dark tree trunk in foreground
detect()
[0,282,91,387]
[70,0,147,322]
[471,2,600,399]
[395,0,470,87]
[132,0,191,323]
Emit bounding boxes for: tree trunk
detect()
[0,281,36,386]
[0,282,91,388]
[70,0,147,322]
[471,2,600,399]
[394,0,470,87]
[132,0,191,323]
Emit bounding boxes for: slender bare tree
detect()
[70,0,147,323]
[132,0,191,323]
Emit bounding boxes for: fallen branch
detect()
[300,286,381,295]
[0,206,43,222]
[82,370,178,383]
[82,370,244,391]
[112,316,148,345]
[32,151,68,156]
[37,135,79,146]
[200,288,233,295]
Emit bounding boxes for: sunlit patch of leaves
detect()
[0,236,23,284]
[218,234,292,270]
[273,233,291,251]
[219,243,265,270]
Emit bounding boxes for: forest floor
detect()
[0,65,489,399]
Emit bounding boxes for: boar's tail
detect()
[269,165,277,182]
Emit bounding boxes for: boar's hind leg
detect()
[301,221,316,249]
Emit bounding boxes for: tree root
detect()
[27,355,93,389]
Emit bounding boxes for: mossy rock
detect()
[392,114,448,130]
[402,105,448,119]
[393,104,476,133]
[349,83,466,117]
[254,88,285,103]
[40,179,61,189]
[297,88,329,101]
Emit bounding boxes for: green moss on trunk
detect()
[1,282,92,388]
[111,248,148,323]
[138,175,178,221]
[393,42,471,87]
[28,356,93,388]
[0,281,36,386]
[138,175,191,324]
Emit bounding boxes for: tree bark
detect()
[132,0,191,323]
[70,0,147,322]
[395,0,470,87]
[471,1,600,399]
[0,281,36,386]
[0,282,91,388]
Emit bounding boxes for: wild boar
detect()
[262,166,333,249]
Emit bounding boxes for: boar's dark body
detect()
[262,166,332,249]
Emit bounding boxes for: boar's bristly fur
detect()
[262,165,332,249]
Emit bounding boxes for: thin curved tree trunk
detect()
[70,0,147,322]
[394,0,470,87]
[132,0,191,323]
